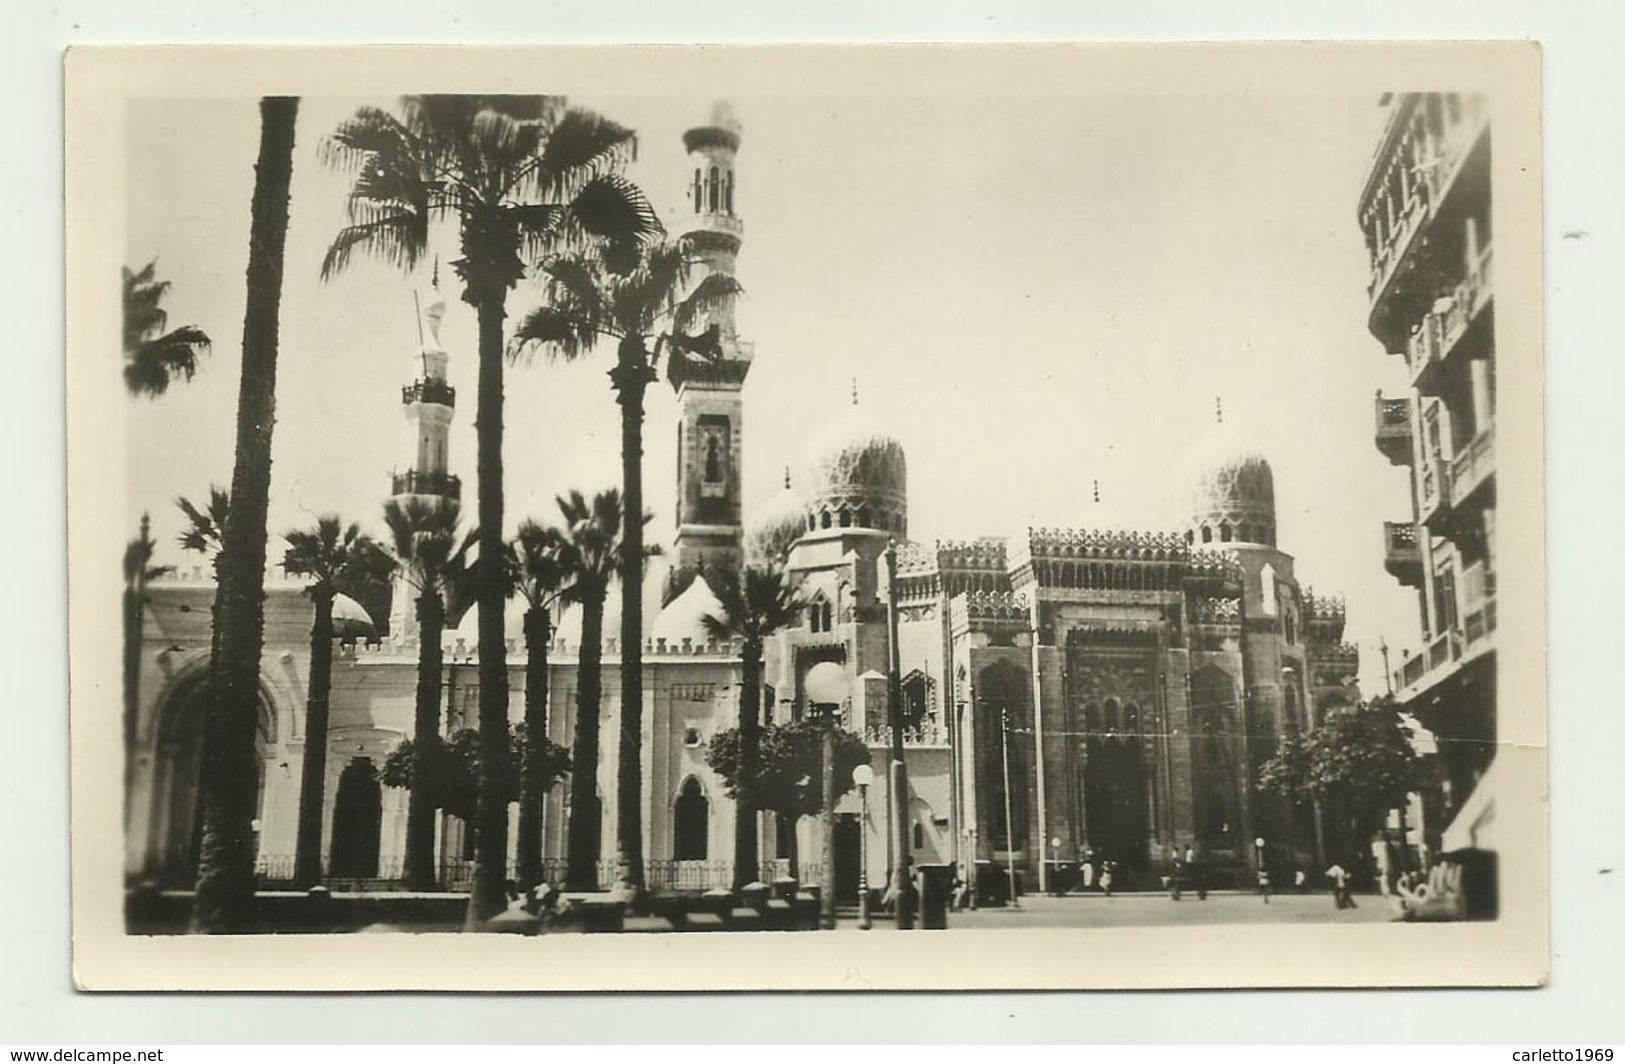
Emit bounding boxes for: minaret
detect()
[667,102,752,601]
[388,281,460,643]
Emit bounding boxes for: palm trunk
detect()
[468,290,512,925]
[612,344,654,899]
[193,96,297,933]
[293,587,336,887]
[403,589,444,889]
[732,642,762,891]
[566,593,605,890]
[122,581,143,830]
[517,605,551,890]
[784,813,800,883]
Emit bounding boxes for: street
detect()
[843,891,1401,930]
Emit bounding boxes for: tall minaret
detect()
[387,281,460,643]
[667,102,753,602]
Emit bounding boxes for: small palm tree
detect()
[552,489,627,891]
[282,517,396,888]
[320,95,662,924]
[510,238,741,896]
[124,514,173,811]
[383,496,475,889]
[123,261,211,398]
[507,520,572,890]
[700,563,806,891]
[176,487,230,680]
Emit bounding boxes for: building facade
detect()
[125,101,1361,901]
[1358,92,1498,888]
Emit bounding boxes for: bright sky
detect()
[125,91,1416,692]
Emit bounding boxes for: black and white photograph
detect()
[65,43,1545,991]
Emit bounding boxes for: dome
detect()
[444,595,528,655]
[798,389,908,536]
[650,574,724,647]
[745,472,808,564]
[331,593,378,640]
[1177,414,1277,548]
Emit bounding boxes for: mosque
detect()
[124,104,1361,900]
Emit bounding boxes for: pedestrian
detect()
[1257,866,1271,903]
[1169,855,1183,901]
[1326,862,1351,909]
[1293,868,1307,893]
[1100,859,1115,898]
[1193,851,1209,901]
[1082,851,1095,890]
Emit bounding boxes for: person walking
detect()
[1082,850,1095,891]
[1169,854,1183,901]
[1326,861,1352,909]
[1257,865,1271,904]
[1100,859,1115,898]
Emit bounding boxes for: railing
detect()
[1376,393,1411,428]
[1419,461,1447,521]
[1449,427,1495,509]
[864,720,950,747]
[681,211,745,240]
[1407,313,1443,383]
[1369,195,1429,302]
[402,379,456,407]
[391,469,462,500]
[1384,520,1418,553]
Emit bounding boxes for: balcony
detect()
[679,211,744,244]
[1450,426,1495,512]
[1390,593,1496,699]
[402,378,456,407]
[1383,521,1423,587]
[1418,460,1450,530]
[1374,393,1413,465]
[391,469,462,500]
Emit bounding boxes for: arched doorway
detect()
[329,757,383,878]
[673,777,709,860]
[1083,699,1151,871]
[147,674,273,887]
[1190,664,1243,858]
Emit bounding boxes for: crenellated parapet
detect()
[1009,527,1189,593]
[1302,587,1349,644]
[1182,548,1244,591]
[949,589,1032,639]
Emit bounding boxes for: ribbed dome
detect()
[1178,416,1277,548]
[650,575,724,647]
[745,473,808,564]
[799,391,907,536]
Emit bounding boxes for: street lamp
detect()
[852,763,875,930]
[805,660,849,931]
[1049,836,1062,896]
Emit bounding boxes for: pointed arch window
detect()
[725,170,735,213]
[673,777,709,860]
[1201,525,1213,544]
[693,168,702,212]
[708,166,720,212]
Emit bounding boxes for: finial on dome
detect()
[784,466,792,489]
[852,377,859,407]
[1215,396,1224,424]
[1093,479,1100,504]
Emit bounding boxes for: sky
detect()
[124,90,1417,693]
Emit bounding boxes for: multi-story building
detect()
[1359,92,1497,906]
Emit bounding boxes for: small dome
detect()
[746,473,808,564]
[1178,414,1277,548]
[445,595,527,654]
[332,593,378,639]
[799,388,908,536]
[650,575,724,647]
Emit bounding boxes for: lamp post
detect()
[1253,835,1266,896]
[1001,707,1020,909]
[853,762,874,930]
[805,661,849,931]
[1049,836,1062,896]
[881,542,919,929]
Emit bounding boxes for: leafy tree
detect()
[699,563,805,890]
[281,517,395,887]
[321,95,660,923]
[707,719,869,882]
[381,724,570,845]
[193,97,299,933]
[511,238,741,896]
[124,514,173,808]
[1257,696,1427,871]
[507,520,571,889]
[383,496,476,889]
[123,261,211,397]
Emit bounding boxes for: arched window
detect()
[913,822,925,850]
[673,777,709,860]
[708,166,719,211]
[1104,698,1120,735]
[1185,529,1195,545]
[692,168,702,212]
[839,508,851,528]
[1201,525,1213,544]
[821,603,834,631]
[725,170,734,213]
[820,510,831,530]
[1220,522,1233,543]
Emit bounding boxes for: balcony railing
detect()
[1383,521,1423,586]
[681,211,745,241]
[1419,460,1448,526]
[864,720,950,748]
[1450,426,1495,510]
[1374,393,1413,464]
[1391,591,1495,696]
[402,378,456,407]
[1404,240,1494,391]
[391,469,462,500]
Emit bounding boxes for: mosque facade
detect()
[125,103,1360,900]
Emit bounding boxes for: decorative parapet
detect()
[1182,548,1244,586]
[949,589,1031,636]
[863,720,950,748]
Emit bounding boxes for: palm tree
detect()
[320,95,661,922]
[507,520,571,890]
[383,496,475,890]
[552,489,627,891]
[176,487,231,711]
[700,563,806,891]
[510,238,741,896]
[282,517,396,888]
[123,261,211,398]
[193,96,299,933]
[124,514,173,815]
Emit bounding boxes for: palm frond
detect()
[507,305,598,365]
[562,175,664,246]
[320,210,430,281]
[527,108,639,198]
[672,272,745,335]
